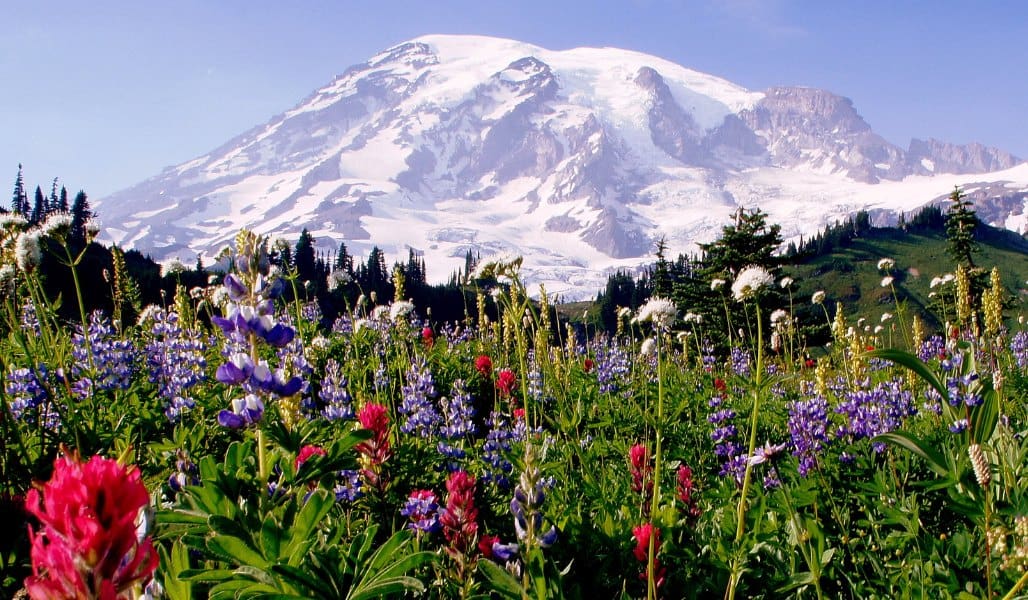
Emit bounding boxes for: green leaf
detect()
[866,349,949,404]
[776,571,815,594]
[283,489,333,564]
[477,558,526,599]
[820,547,836,569]
[873,431,950,478]
[261,515,283,561]
[207,534,270,569]
[969,385,998,444]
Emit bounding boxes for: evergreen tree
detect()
[31,186,45,225]
[698,208,783,277]
[334,241,353,274]
[294,228,317,282]
[945,186,979,268]
[12,164,28,214]
[58,186,69,212]
[48,177,60,213]
[652,237,673,298]
[70,190,93,245]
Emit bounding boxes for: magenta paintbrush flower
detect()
[24,453,157,599]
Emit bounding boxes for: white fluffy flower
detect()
[634,297,677,330]
[640,338,656,357]
[683,312,703,324]
[780,277,794,289]
[617,306,632,318]
[811,290,826,305]
[880,276,894,287]
[162,259,187,278]
[211,287,229,307]
[14,230,42,272]
[41,213,73,241]
[710,278,726,291]
[0,264,16,288]
[874,325,884,334]
[877,258,895,270]
[880,312,893,322]
[770,309,789,324]
[732,266,773,302]
[371,305,390,320]
[328,269,351,290]
[0,214,27,231]
[929,276,943,289]
[310,336,330,350]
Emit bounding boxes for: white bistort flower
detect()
[770,309,789,325]
[683,312,703,324]
[880,312,893,322]
[640,338,656,357]
[634,297,677,330]
[877,258,895,270]
[780,277,794,289]
[328,269,351,290]
[811,290,826,305]
[710,278,726,291]
[14,230,42,272]
[41,213,73,241]
[880,276,894,287]
[731,266,773,302]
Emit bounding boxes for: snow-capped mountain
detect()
[97,34,1027,299]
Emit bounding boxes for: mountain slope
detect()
[96,34,1027,299]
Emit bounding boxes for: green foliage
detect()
[945,186,980,268]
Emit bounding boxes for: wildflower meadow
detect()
[1,217,1027,599]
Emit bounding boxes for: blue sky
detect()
[3,1,1026,198]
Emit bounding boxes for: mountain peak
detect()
[96,35,1028,299]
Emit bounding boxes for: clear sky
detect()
[3,1,1026,198]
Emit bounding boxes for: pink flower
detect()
[677,465,700,520]
[474,355,493,378]
[496,368,516,397]
[355,403,391,492]
[439,470,479,556]
[24,453,157,599]
[294,445,326,471]
[632,523,666,589]
[629,444,653,517]
[421,326,434,348]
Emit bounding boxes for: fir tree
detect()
[30,186,45,225]
[945,186,979,268]
[58,185,69,212]
[652,237,673,298]
[294,228,317,282]
[70,190,93,245]
[12,164,28,214]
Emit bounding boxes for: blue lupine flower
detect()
[6,366,58,430]
[334,470,363,502]
[217,394,264,429]
[398,360,441,437]
[481,411,520,489]
[729,347,751,377]
[835,379,916,452]
[401,490,442,534]
[593,338,631,395]
[1012,331,1028,368]
[319,359,355,421]
[918,335,946,363]
[142,308,207,422]
[70,310,136,396]
[440,379,477,439]
[788,396,831,477]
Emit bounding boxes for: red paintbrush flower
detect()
[496,368,516,397]
[421,326,434,349]
[474,355,493,378]
[295,445,326,471]
[24,453,157,600]
[439,470,479,556]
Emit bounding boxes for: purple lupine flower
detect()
[510,462,558,549]
[729,347,751,377]
[436,442,467,472]
[401,490,442,534]
[593,338,631,395]
[788,396,831,477]
[334,469,363,502]
[440,379,477,439]
[142,308,207,422]
[319,359,354,421]
[918,335,947,363]
[168,449,199,493]
[5,366,59,430]
[835,379,916,452]
[277,335,313,396]
[481,411,519,489]
[70,311,136,396]
[398,360,441,438]
[217,394,264,429]
[947,373,982,408]
[1012,331,1028,369]
[20,300,41,338]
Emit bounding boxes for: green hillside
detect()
[788,225,1028,332]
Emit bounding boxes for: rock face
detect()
[96,34,1027,298]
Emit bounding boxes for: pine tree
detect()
[58,186,69,212]
[945,186,979,268]
[48,177,60,214]
[652,237,673,298]
[70,190,93,245]
[12,164,28,214]
[30,186,45,225]
[294,228,317,282]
